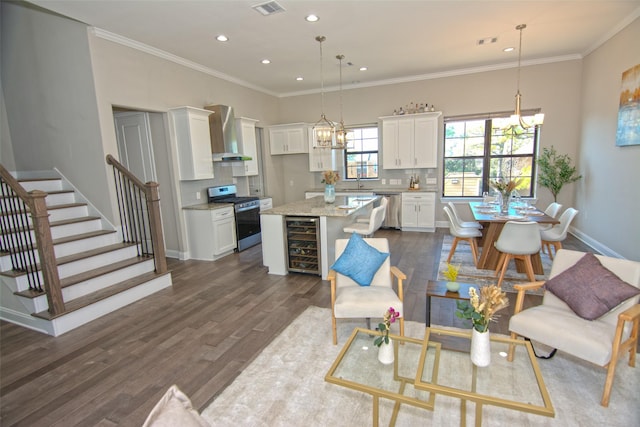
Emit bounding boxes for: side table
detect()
[426,280,478,326]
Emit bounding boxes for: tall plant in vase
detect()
[537,146,582,202]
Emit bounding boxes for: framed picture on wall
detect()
[615,64,640,147]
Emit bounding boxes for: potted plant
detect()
[537,146,582,202]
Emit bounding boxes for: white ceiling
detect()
[29,0,640,97]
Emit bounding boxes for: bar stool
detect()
[343,204,386,237]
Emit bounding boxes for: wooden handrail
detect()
[106,155,167,273]
[0,164,64,315]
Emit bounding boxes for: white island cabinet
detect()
[185,206,236,260]
[261,195,379,279]
[169,107,214,180]
[381,112,441,169]
[401,192,436,232]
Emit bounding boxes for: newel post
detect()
[29,190,65,315]
[146,182,167,274]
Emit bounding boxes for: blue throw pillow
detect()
[330,233,389,286]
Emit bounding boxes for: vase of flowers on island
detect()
[374,307,400,365]
[490,179,520,214]
[442,263,461,292]
[321,170,340,203]
[456,285,508,367]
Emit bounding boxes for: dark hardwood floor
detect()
[0,229,593,426]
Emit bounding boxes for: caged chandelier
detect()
[508,24,544,130]
[312,36,336,149]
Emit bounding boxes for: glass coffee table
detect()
[324,328,438,427]
[325,327,555,427]
[415,327,555,427]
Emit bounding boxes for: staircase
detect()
[0,170,172,336]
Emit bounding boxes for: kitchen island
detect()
[260,195,379,279]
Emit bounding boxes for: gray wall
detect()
[576,18,640,260]
[0,1,110,215]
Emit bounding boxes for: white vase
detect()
[470,329,491,367]
[446,281,460,292]
[377,338,394,365]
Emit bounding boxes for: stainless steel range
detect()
[207,185,261,251]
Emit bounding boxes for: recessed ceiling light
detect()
[305,14,319,22]
[296,76,304,81]
[216,35,228,42]
[359,67,368,71]
[503,47,515,52]
[261,59,271,64]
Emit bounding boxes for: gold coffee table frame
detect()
[325,328,439,427]
[415,327,555,427]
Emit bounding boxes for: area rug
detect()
[201,306,639,426]
[437,234,553,294]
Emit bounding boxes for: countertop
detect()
[305,186,437,194]
[261,195,378,217]
[182,202,233,211]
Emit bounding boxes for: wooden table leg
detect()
[476,222,503,271]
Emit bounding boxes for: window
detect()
[443,115,540,197]
[344,126,379,180]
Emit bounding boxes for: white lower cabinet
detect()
[185,207,237,260]
[401,192,435,232]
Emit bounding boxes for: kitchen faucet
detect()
[356,173,364,189]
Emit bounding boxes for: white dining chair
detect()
[443,206,481,266]
[447,202,482,229]
[539,202,563,232]
[540,207,579,259]
[494,221,541,288]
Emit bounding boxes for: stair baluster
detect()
[106,155,167,274]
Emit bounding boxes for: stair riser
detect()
[44,192,76,207]
[0,204,89,227]
[0,218,102,248]
[0,232,120,270]
[19,180,63,193]
[28,259,156,307]
[49,274,172,336]
[57,246,141,279]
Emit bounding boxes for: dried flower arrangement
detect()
[456,285,509,333]
[321,170,340,185]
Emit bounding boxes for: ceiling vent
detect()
[252,1,286,16]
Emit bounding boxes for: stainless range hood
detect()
[204,104,251,161]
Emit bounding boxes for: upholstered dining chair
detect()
[447,202,482,229]
[443,206,481,266]
[508,249,640,407]
[540,207,579,260]
[539,202,563,232]
[328,237,406,345]
[343,203,386,237]
[494,221,541,288]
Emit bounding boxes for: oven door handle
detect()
[235,204,260,213]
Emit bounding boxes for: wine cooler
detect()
[285,216,320,275]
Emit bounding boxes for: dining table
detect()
[468,201,560,274]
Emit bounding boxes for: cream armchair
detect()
[328,238,406,345]
[508,249,640,407]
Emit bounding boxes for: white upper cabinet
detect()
[232,117,259,177]
[268,123,309,155]
[381,112,441,169]
[169,106,214,180]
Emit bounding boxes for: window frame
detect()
[343,124,380,180]
[442,113,541,198]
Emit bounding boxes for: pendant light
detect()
[508,24,544,130]
[312,36,336,149]
[334,54,350,150]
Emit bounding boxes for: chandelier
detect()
[312,36,336,149]
[334,54,350,150]
[508,24,544,130]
